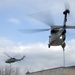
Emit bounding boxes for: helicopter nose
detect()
[5,61,7,63]
[5,60,8,63]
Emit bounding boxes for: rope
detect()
[63,48,65,67]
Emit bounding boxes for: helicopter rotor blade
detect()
[19,28,50,34]
[28,11,54,27]
[64,1,70,11]
[3,52,12,58]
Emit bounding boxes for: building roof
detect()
[26,65,75,74]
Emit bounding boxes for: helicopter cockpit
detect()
[51,29,59,34]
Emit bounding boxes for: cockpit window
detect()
[51,29,59,33]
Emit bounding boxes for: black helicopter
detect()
[19,8,75,50]
[5,54,25,64]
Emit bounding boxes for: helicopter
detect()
[20,9,75,50]
[5,53,25,64]
[48,9,75,50]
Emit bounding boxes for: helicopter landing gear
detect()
[48,36,51,48]
[61,42,66,51]
[48,44,50,48]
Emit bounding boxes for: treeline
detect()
[0,66,26,75]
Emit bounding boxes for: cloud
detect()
[7,18,21,25]
[0,0,75,73]
[1,0,75,26]
[0,37,75,72]
[0,0,75,13]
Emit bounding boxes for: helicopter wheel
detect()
[48,44,50,48]
[61,42,66,51]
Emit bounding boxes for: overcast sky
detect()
[0,0,75,73]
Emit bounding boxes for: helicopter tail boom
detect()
[20,56,25,60]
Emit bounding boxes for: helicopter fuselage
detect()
[48,9,70,49]
[48,28,66,49]
[5,58,17,63]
